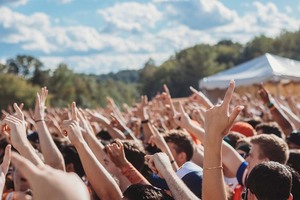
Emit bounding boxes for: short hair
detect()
[255,122,283,138]
[123,183,174,200]
[246,161,292,200]
[287,149,300,174]
[224,131,246,148]
[251,134,289,164]
[164,130,194,161]
[60,145,85,178]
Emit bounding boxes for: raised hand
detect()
[145,152,172,178]
[189,86,213,109]
[34,87,48,122]
[258,83,271,104]
[203,80,244,140]
[106,140,129,168]
[2,104,27,149]
[62,102,84,146]
[11,152,89,200]
[173,102,192,129]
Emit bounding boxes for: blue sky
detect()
[0,0,300,74]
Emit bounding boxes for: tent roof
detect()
[199,53,300,90]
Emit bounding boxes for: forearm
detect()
[203,138,226,200]
[278,104,299,130]
[162,169,199,200]
[120,162,150,185]
[75,141,122,200]
[36,121,65,170]
[269,105,294,136]
[186,122,243,177]
[106,126,126,140]
[16,142,44,166]
[83,132,107,166]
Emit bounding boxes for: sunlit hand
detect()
[11,152,89,200]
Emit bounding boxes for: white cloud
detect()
[285,5,292,13]
[156,0,238,30]
[0,1,300,75]
[98,2,162,32]
[0,0,27,6]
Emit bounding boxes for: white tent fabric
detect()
[199,53,300,90]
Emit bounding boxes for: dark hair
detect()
[251,134,289,164]
[224,131,246,148]
[60,145,85,178]
[244,118,262,129]
[164,130,194,161]
[123,183,174,200]
[285,165,300,200]
[287,149,300,174]
[255,122,283,138]
[246,161,292,200]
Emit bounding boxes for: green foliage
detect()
[0,74,39,110]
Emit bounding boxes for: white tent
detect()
[199,53,300,90]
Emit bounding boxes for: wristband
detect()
[35,119,44,123]
[141,119,149,124]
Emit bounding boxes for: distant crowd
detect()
[0,81,299,200]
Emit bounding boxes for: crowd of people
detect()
[0,80,299,200]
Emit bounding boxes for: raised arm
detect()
[174,96,245,178]
[258,84,294,136]
[148,125,179,171]
[34,87,65,170]
[202,80,243,200]
[62,102,122,200]
[145,153,199,200]
[3,103,44,166]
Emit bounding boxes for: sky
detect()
[0,0,300,75]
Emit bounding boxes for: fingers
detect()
[223,80,235,109]
[229,106,244,126]
[178,102,185,114]
[71,102,78,121]
[145,155,158,174]
[189,86,199,94]
[11,152,39,181]
[13,103,24,121]
[1,145,11,175]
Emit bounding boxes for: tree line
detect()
[0,29,300,109]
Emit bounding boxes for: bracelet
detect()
[141,119,149,124]
[35,119,44,123]
[267,102,274,108]
[204,166,223,170]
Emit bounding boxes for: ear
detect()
[66,163,75,172]
[288,193,293,200]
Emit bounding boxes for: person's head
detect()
[61,145,85,178]
[164,130,194,167]
[246,134,289,172]
[287,149,300,174]
[235,138,251,159]
[224,131,246,148]
[246,161,292,200]
[255,122,283,138]
[123,183,173,200]
[286,131,300,149]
